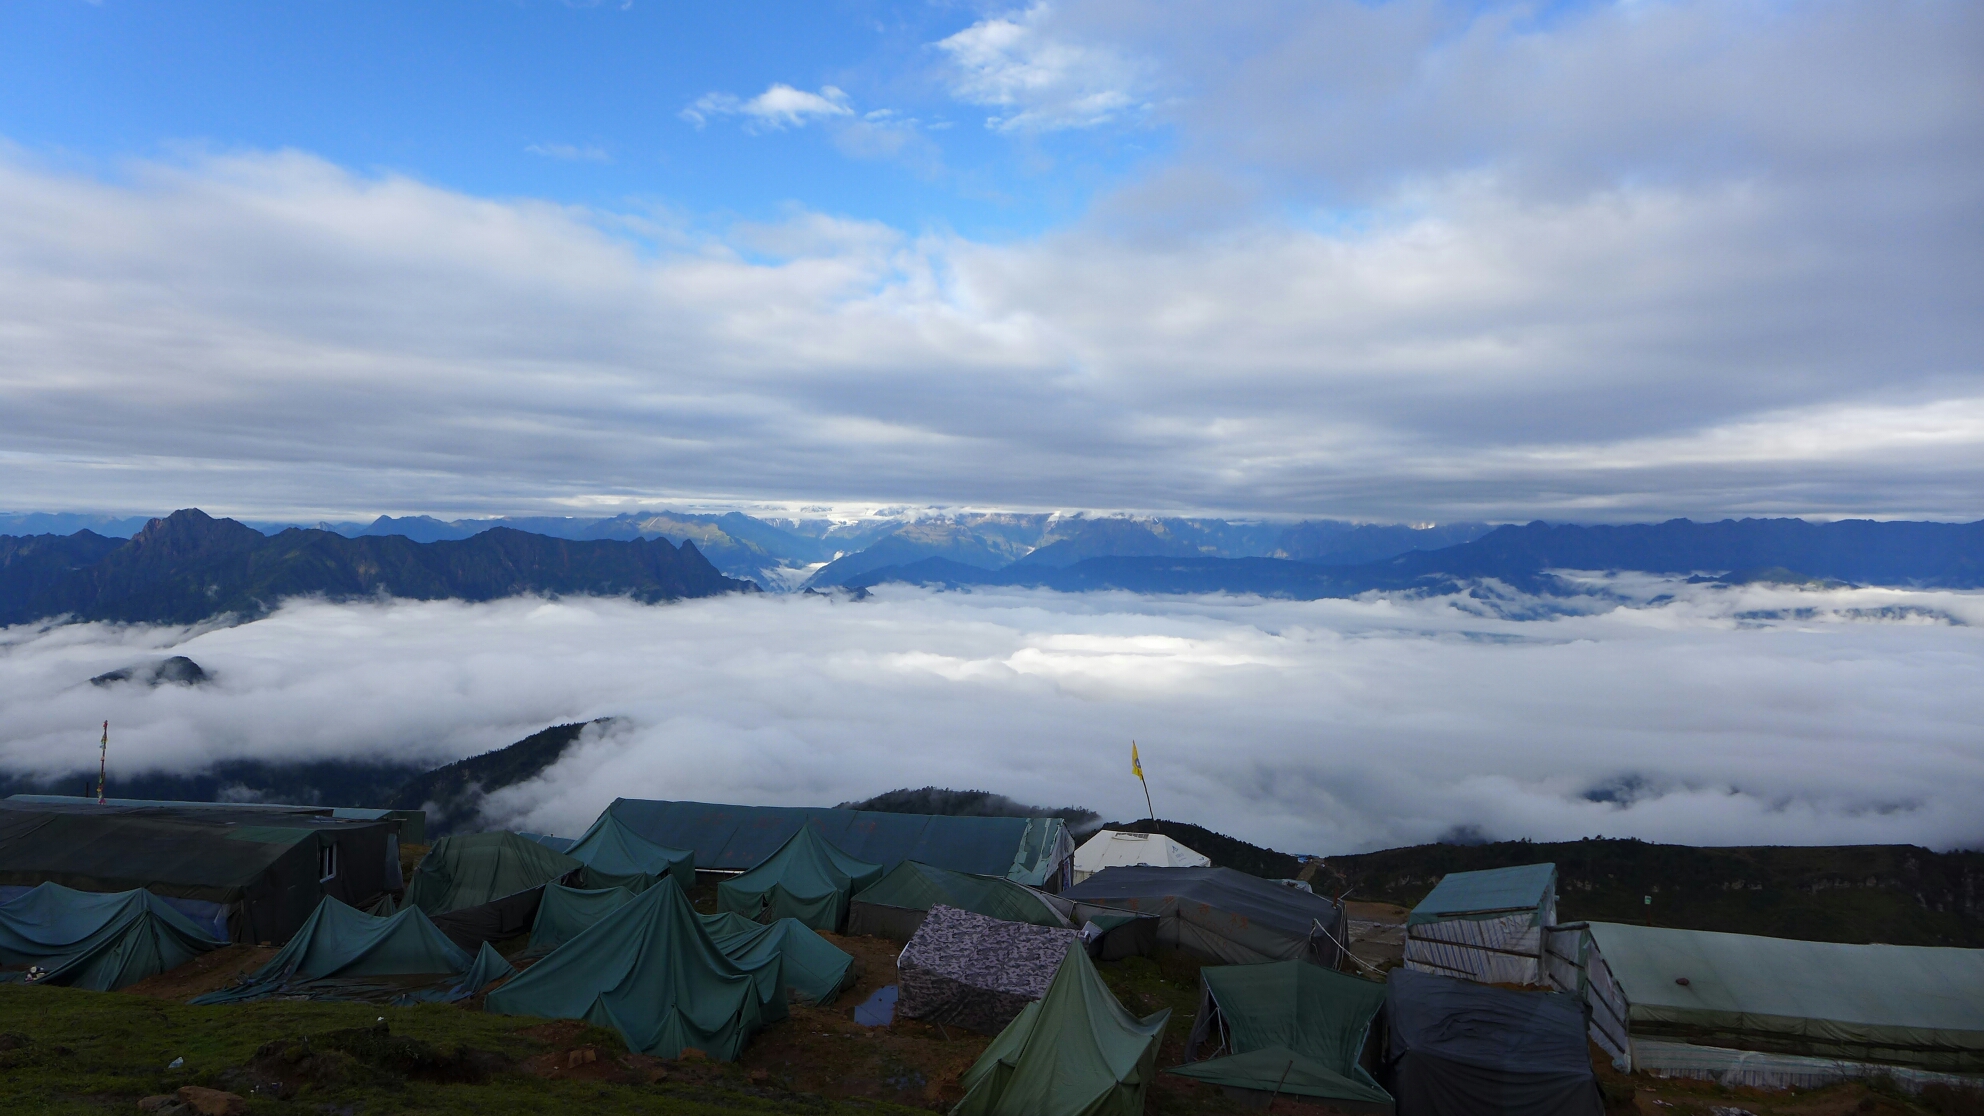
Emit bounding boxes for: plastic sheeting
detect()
[953,943,1170,1116]
[485,879,787,1061]
[1175,960,1392,1109]
[700,910,854,1006]
[1405,863,1558,986]
[1587,921,1984,1072]
[1382,968,1602,1116]
[846,860,1067,940]
[564,813,694,894]
[717,827,882,932]
[0,882,220,991]
[1063,866,1345,968]
[527,884,638,953]
[403,831,582,916]
[599,798,1073,886]
[898,905,1082,1035]
[192,897,481,1005]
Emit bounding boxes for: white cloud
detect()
[524,143,611,163]
[934,5,1148,132]
[3,584,1981,855]
[681,84,854,132]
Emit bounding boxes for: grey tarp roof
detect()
[1587,921,1984,1071]
[597,798,1071,886]
[1063,865,1343,966]
[1383,968,1601,1116]
[898,904,1082,1034]
[9,795,425,844]
[1408,863,1556,926]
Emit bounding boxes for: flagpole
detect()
[1132,740,1155,823]
[97,721,108,805]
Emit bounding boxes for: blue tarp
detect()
[599,798,1071,886]
[0,882,220,991]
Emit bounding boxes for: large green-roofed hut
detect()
[717,826,882,932]
[848,860,1068,940]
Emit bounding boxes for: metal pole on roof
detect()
[97,721,108,804]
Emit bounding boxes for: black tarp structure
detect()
[1063,866,1347,967]
[0,800,398,946]
[898,904,1082,1034]
[1381,968,1602,1116]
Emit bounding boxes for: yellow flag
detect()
[1131,741,1143,779]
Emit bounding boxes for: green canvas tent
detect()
[404,831,583,916]
[1586,921,1984,1072]
[526,883,638,953]
[0,882,220,992]
[564,812,694,893]
[952,942,1170,1116]
[192,896,494,1005]
[700,910,855,1006]
[849,860,1068,940]
[485,878,788,1061]
[1172,960,1392,1111]
[718,826,883,932]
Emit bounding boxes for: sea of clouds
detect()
[2,580,1981,856]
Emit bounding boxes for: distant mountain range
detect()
[829,517,1984,597]
[0,509,752,626]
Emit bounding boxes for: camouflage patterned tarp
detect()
[897,904,1080,1034]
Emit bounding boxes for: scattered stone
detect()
[678,1047,710,1063]
[135,1097,180,1114]
[566,1047,597,1068]
[173,1086,247,1116]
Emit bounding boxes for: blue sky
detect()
[0,0,1977,521]
[2,1,1161,241]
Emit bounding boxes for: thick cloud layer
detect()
[0,1,1978,521]
[4,584,1980,854]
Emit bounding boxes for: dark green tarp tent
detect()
[1063,866,1346,968]
[599,798,1074,887]
[0,882,220,991]
[192,897,509,1005]
[527,884,638,953]
[848,860,1068,940]
[404,831,583,916]
[718,826,882,932]
[952,942,1171,1116]
[564,812,694,894]
[0,800,399,946]
[1381,968,1601,1116]
[1173,960,1393,1111]
[700,910,855,1006]
[486,878,788,1061]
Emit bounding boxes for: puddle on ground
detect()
[853,984,897,1027]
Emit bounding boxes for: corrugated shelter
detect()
[1403,863,1557,986]
[192,896,508,1005]
[1586,921,1984,1072]
[8,795,426,845]
[700,910,855,1006]
[1173,960,1393,1111]
[847,860,1068,940]
[1381,968,1601,1116]
[597,798,1074,887]
[485,879,787,1061]
[898,904,1083,1034]
[1073,830,1211,884]
[0,882,220,991]
[1063,866,1346,968]
[564,812,695,893]
[404,831,583,916]
[0,800,399,945]
[952,942,1170,1116]
[717,826,882,932]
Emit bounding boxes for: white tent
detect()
[1072,830,1211,883]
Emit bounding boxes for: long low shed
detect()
[9,795,425,844]
[0,800,400,945]
[599,799,1074,888]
